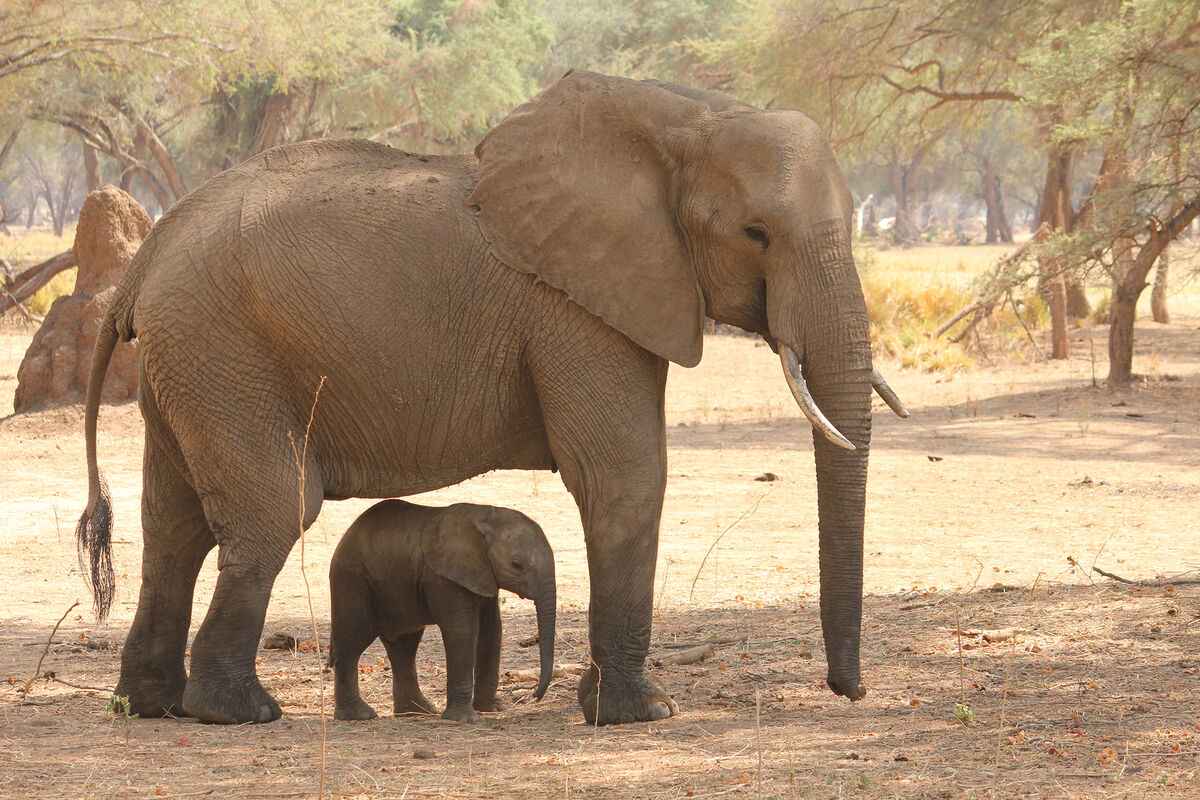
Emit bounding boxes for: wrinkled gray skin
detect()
[78,71,904,725]
[328,501,556,724]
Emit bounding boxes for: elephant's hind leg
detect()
[115,412,216,718]
[176,407,324,723]
[381,631,438,716]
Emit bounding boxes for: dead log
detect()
[501,663,587,684]
[652,644,716,667]
[0,250,74,315]
[662,635,748,649]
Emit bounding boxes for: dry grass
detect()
[1,226,74,266]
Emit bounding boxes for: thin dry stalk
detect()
[689,491,770,601]
[990,637,1017,799]
[956,608,965,705]
[754,688,762,799]
[288,375,327,800]
[21,600,79,695]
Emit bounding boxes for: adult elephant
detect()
[77,71,906,725]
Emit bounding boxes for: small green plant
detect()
[107,694,139,745]
[953,702,975,724]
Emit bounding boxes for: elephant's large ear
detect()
[469,71,710,368]
[421,505,498,598]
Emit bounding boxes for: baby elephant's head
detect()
[423,504,556,700]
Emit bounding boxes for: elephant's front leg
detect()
[533,330,675,724]
[573,465,676,724]
[435,598,483,724]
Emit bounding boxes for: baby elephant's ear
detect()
[421,506,499,598]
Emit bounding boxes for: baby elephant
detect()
[328,500,556,723]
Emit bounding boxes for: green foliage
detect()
[390,0,552,145]
[954,702,975,724]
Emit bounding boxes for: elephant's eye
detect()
[744,225,770,251]
[510,559,525,571]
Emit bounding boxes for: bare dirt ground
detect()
[2,300,1199,799]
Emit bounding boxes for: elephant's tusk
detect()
[872,368,910,418]
[780,346,855,451]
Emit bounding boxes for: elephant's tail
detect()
[76,302,125,622]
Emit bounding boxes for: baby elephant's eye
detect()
[510,559,524,571]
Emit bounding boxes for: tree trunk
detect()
[52,171,75,236]
[982,158,1001,243]
[890,156,919,246]
[0,125,20,175]
[130,112,187,200]
[1107,195,1200,385]
[994,177,1013,243]
[1150,246,1169,323]
[252,91,294,155]
[40,189,57,235]
[1035,146,1077,357]
[83,140,102,191]
[24,194,36,231]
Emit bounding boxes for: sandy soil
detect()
[1,307,1198,799]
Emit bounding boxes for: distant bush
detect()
[856,244,1050,373]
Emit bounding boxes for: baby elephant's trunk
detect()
[532,580,556,701]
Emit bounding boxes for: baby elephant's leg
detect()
[473,601,506,712]
[329,580,380,721]
[330,630,379,721]
[381,630,438,715]
[438,602,482,723]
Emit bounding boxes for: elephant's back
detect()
[129,140,484,334]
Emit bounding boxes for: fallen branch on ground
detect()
[501,663,587,684]
[947,627,1032,643]
[652,643,716,666]
[0,250,74,315]
[662,635,748,649]
[1091,566,1200,586]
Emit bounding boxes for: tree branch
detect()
[880,74,1022,104]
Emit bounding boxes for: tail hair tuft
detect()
[76,472,116,622]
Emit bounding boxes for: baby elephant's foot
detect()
[473,696,508,713]
[441,704,482,724]
[333,697,378,721]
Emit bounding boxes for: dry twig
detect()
[20,600,79,696]
[288,376,327,800]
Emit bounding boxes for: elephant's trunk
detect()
[781,226,873,701]
[532,579,557,701]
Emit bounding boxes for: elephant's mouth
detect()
[778,344,910,448]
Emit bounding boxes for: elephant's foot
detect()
[441,703,482,723]
[473,696,508,713]
[113,668,187,718]
[577,666,678,725]
[181,674,281,724]
[334,697,378,721]
[112,676,184,719]
[393,690,438,716]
